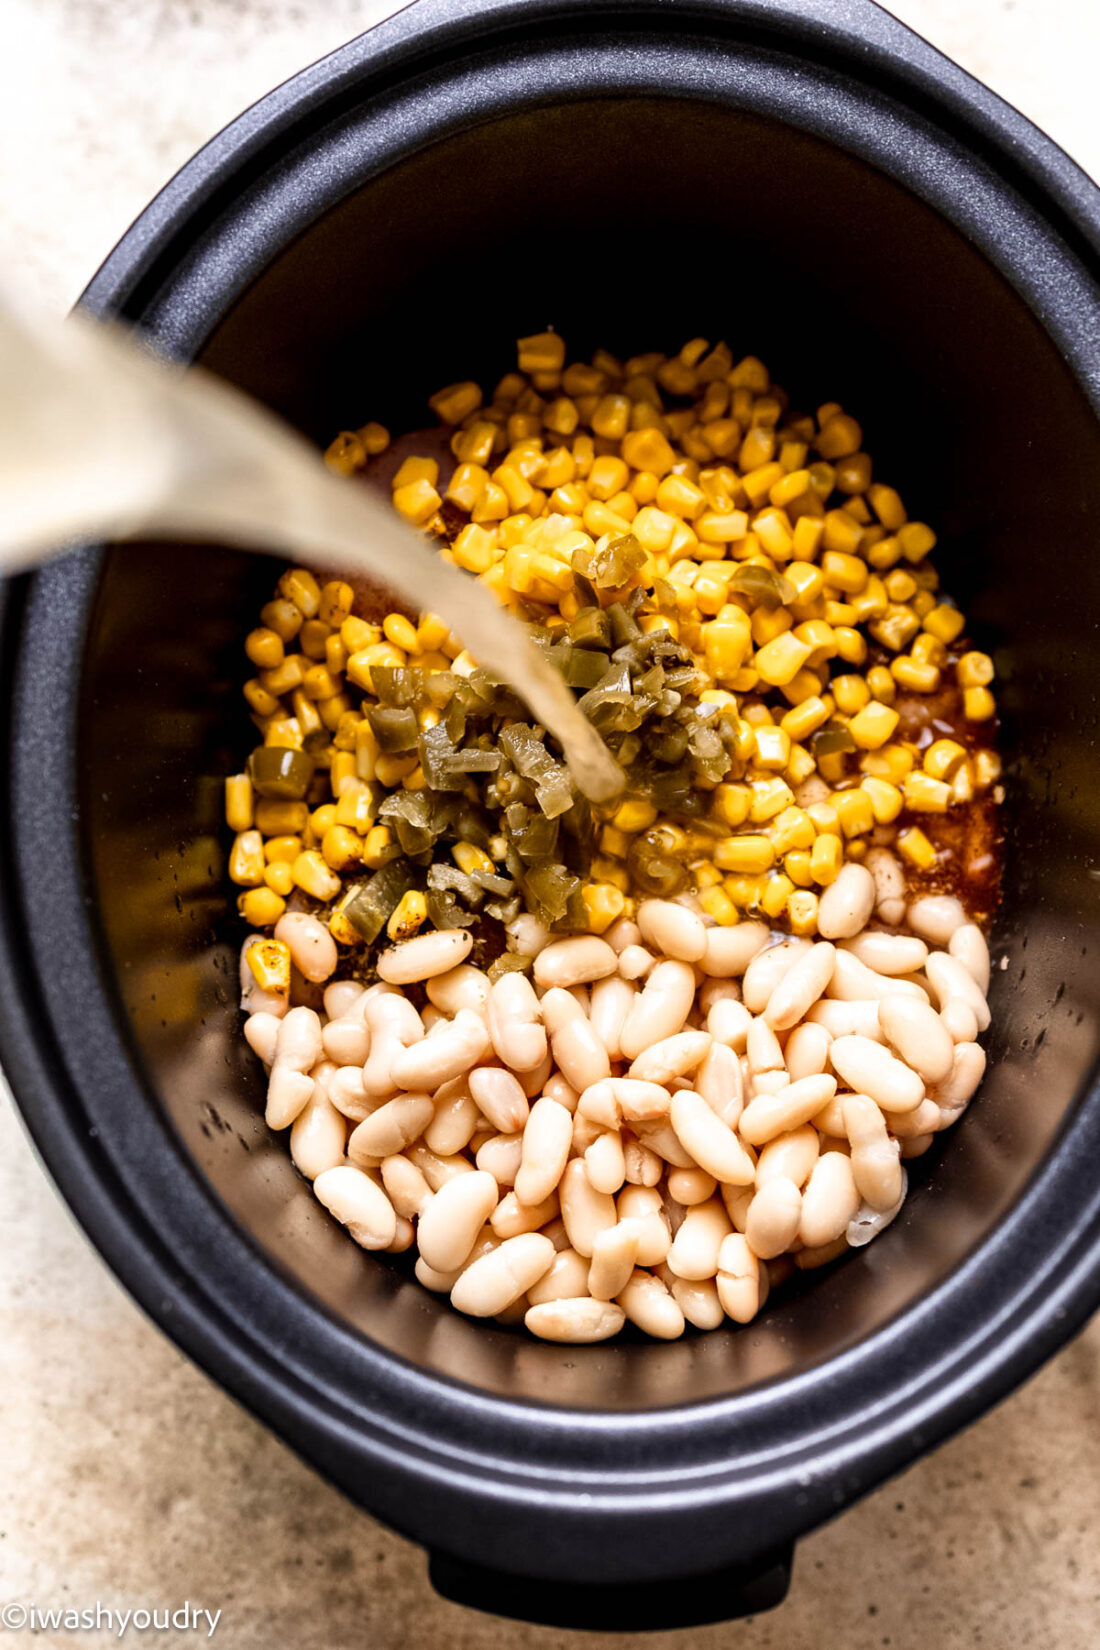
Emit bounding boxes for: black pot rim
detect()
[4,0,1100,1585]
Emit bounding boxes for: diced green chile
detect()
[342,859,417,943]
[368,705,419,752]
[812,721,857,757]
[247,745,314,800]
[727,565,797,609]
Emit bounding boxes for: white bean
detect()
[605,917,642,954]
[666,1197,732,1280]
[746,1018,785,1074]
[745,1178,803,1259]
[864,847,906,926]
[527,1247,591,1305]
[313,1165,396,1250]
[490,1189,560,1239]
[848,1167,908,1247]
[617,1269,685,1339]
[543,1073,579,1112]
[610,1078,673,1121]
[925,953,991,1032]
[742,939,813,1013]
[700,922,771,978]
[784,1021,833,1082]
[423,1078,479,1156]
[406,1143,476,1190]
[584,1130,626,1196]
[467,1066,530,1134]
[907,894,967,945]
[842,933,928,976]
[426,963,491,1018]
[525,1298,625,1343]
[620,960,696,1058]
[322,1010,371,1068]
[877,994,955,1085]
[949,924,991,994]
[738,1074,838,1146]
[514,1097,573,1206]
[800,1151,860,1248]
[755,1125,819,1190]
[327,1065,371,1121]
[929,1041,987,1113]
[588,977,637,1063]
[377,928,473,984]
[450,1232,556,1317]
[941,999,980,1044]
[707,996,754,1052]
[694,1042,743,1129]
[629,1030,712,1086]
[829,1034,924,1113]
[618,945,657,981]
[391,1008,491,1091]
[348,1092,434,1160]
[667,1167,718,1206]
[669,1090,756,1185]
[623,1137,664,1187]
[362,994,423,1097]
[763,942,836,1030]
[667,1274,724,1330]
[637,899,707,963]
[749,1068,790,1098]
[889,1098,944,1138]
[323,980,365,1019]
[843,1093,904,1211]
[716,1234,763,1323]
[487,972,547,1073]
[807,999,883,1041]
[817,863,876,940]
[533,935,617,990]
[380,1153,433,1219]
[244,1011,281,1067]
[475,1132,523,1187]
[289,1085,347,1180]
[588,1221,643,1299]
[274,912,338,983]
[559,1157,619,1256]
[828,950,928,1004]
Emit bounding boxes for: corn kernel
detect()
[810,832,842,885]
[453,840,494,876]
[849,701,900,749]
[860,776,903,823]
[362,825,398,869]
[711,783,750,828]
[393,477,443,524]
[821,549,868,594]
[923,739,968,781]
[518,331,566,374]
[324,431,366,475]
[922,603,966,646]
[770,807,816,854]
[263,860,295,896]
[897,826,938,870]
[278,568,322,618]
[753,726,792,770]
[238,887,286,928]
[833,788,875,837]
[859,743,914,783]
[958,650,994,688]
[898,521,936,562]
[357,421,390,456]
[754,631,813,687]
[429,380,483,424]
[699,885,739,925]
[891,655,940,692]
[225,774,254,833]
[715,835,775,874]
[902,771,952,812]
[787,889,820,935]
[386,889,429,942]
[382,612,420,653]
[759,873,794,919]
[320,825,362,872]
[780,696,830,741]
[963,685,996,721]
[246,938,291,996]
[581,882,627,934]
[832,674,871,715]
[973,749,1002,788]
[229,829,265,886]
[749,777,795,822]
[784,849,815,887]
[786,743,817,786]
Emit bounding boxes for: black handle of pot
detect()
[428,1543,794,1631]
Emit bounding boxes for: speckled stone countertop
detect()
[2,3,1099,1646]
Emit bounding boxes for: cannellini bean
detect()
[541,988,611,1091]
[487,972,547,1073]
[929,1041,987,1112]
[450,1232,556,1317]
[605,917,643,954]
[666,1197,732,1280]
[617,1269,685,1339]
[406,1143,476,1190]
[274,912,338,983]
[746,1017,785,1074]
[707,996,754,1052]
[843,1093,904,1210]
[745,1177,803,1259]
[755,1125,820,1190]
[290,1085,347,1180]
[807,999,883,1041]
[576,1081,620,1129]
[848,1168,908,1247]
[475,1132,523,1186]
[817,863,876,940]
[700,977,741,1011]
[525,1298,625,1343]
[426,964,491,1018]
[811,1094,849,1137]
[323,980,365,1019]
[749,1068,790,1098]
[559,1158,618,1256]
[742,939,813,1013]
[244,1011,281,1067]
[695,1042,743,1129]
[589,977,637,1063]
[618,945,657,981]
[327,1065,371,1121]
[720,1184,754,1233]
[362,994,424,1097]
[828,950,928,1004]
[800,1151,860,1248]
[506,911,550,956]
[637,899,707,963]
[667,1274,724,1330]
[900,1134,934,1158]
[516,1051,552,1100]
[622,1119,696,1170]
[716,1234,763,1322]
[527,1246,591,1305]
[763,942,836,1030]
[380,1153,433,1218]
[274,1005,323,1072]
[941,999,980,1043]
[415,1256,463,1292]
[491,1189,560,1238]
[467,1066,530,1134]
[349,1092,434,1160]
[949,923,991,994]
[738,1074,838,1146]
[387,1216,416,1254]
[794,1234,849,1269]
[611,1078,673,1121]
[700,922,770,978]
[533,935,617,990]
[624,1137,664,1187]
[617,1186,672,1265]
[514,1097,573,1205]
[572,1113,604,1154]
[889,1098,944,1138]
[864,847,906,926]
[588,1221,643,1299]
[322,1010,371,1068]
[313,1165,396,1250]
[925,953,991,1032]
[378,928,473,984]
[391,1008,491,1091]
[620,960,696,1058]
[667,1167,717,1205]
[784,1021,833,1082]
[878,995,955,1084]
[424,1078,480,1156]
[908,894,967,945]
[543,1073,579,1112]
[669,1089,756,1184]
[629,1030,712,1085]
[830,1034,924,1113]
[842,933,928,976]
[585,1129,626,1195]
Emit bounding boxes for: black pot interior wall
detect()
[80,97,1100,1406]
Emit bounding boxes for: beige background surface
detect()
[2,2,1099,1646]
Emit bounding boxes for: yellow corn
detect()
[581,882,627,934]
[973,749,1002,788]
[393,478,443,525]
[225,774,254,833]
[848,701,900,750]
[787,890,820,935]
[923,603,966,645]
[246,938,291,996]
[263,834,303,863]
[238,887,286,928]
[963,685,996,721]
[902,771,952,812]
[833,788,875,838]
[897,826,938,869]
[958,650,994,688]
[891,655,940,693]
[832,674,871,715]
[770,807,815,854]
[698,884,739,925]
[386,889,429,942]
[362,825,398,869]
[229,830,265,886]
[518,331,566,374]
[860,776,903,823]
[754,632,813,687]
[898,521,936,562]
[291,851,342,901]
[278,568,322,617]
[749,777,795,822]
[263,860,295,896]
[810,831,843,885]
[357,421,390,456]
[321,825,363,871]
[429,380,483,424]
[715,835,775,874]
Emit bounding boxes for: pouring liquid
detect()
[0,300,624,804]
